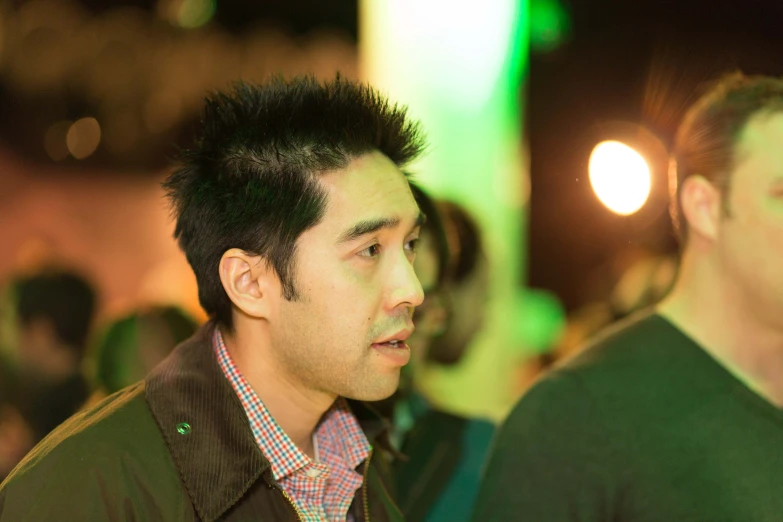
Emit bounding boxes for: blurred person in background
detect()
[0,268,96,479]
[473,72,783,521]
[424,201,492,367]
[88,305,198,400]
[0,75,426,522]
[390,189,495,522]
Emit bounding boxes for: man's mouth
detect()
[371,337,412,366]
[374,339,407,349]
[373,326,414,348]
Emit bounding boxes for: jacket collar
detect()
[348,398,406,460]
[145,321,397,521]
[145,322,269,522]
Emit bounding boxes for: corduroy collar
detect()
[145,321,396,522]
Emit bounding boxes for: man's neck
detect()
[222,326,336,458]
[658,254,783,407]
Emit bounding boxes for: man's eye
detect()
[359,244,381,258]
[406,238,420,252]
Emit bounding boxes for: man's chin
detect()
[342,375,401,402]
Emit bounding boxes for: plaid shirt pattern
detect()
[214,329,370,521]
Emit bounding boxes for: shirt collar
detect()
[213,328,370,481]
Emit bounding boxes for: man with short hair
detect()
[472,73,783,521]
[0,76,426,522]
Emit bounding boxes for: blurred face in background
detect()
[445,252,490,348]
[15,317,73,382]
[408,229,448,370]
[0,286,69,383]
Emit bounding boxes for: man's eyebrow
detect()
[336,211,426,244]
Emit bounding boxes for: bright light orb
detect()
[588,140,651,216]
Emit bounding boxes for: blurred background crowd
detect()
[0,0,780,489]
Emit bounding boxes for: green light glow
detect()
[367,0,520,110]
[530,0,571,53]
[177,0,215,29]
[361,0,556,420]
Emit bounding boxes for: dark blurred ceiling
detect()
[0,0,357,172]
[72,0,357,37]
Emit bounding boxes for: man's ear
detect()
[219,249,279,320]
[680,175,722,242]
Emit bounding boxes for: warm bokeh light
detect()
[3,0,358,167]
[44,120,72,161]
[158,0,215,28]
[66,117,102,160]
[589,140,651,215]
[177,0,216,28]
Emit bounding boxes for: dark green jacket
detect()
[0,324,403,521]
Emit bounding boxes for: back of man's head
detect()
[164,75,425,331]
[409,183,451,290]
[93,306,198,394]
[671,72,783,242]
[426,201,488,366]
[439,201,483,286]
[13,269,97,358]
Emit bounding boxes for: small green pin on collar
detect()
[176,422,191,435]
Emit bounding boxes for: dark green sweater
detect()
[473,313,783,521]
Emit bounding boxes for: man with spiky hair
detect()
[0,75,426,522]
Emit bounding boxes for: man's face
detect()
[269,151,424,401]
[716,111,783,328]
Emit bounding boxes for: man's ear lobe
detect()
[680,175,722,242]
[219,248,278,320]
